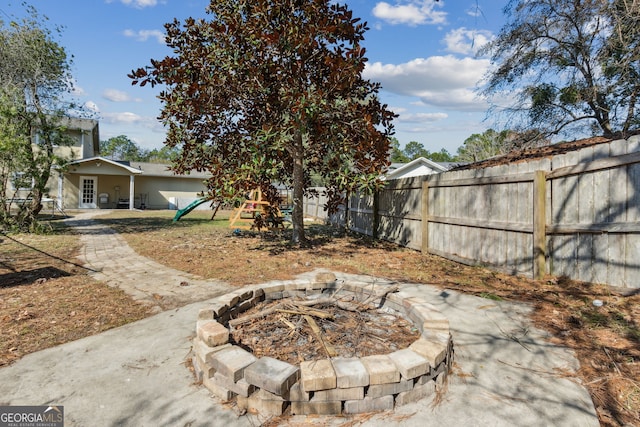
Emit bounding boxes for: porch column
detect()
[57,172,63,210]
[129,175,135,210]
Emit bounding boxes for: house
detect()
[382,157,450,180]
[55,157,210,210]
[35,117,210,211]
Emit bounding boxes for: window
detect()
[11,172,34,191]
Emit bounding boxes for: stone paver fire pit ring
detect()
[192,273,454,416]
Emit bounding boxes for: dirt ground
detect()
[0,230,151,367]
[0,210,638,426]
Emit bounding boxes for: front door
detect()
[79,176,97,208]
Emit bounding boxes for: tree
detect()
[100,135,149,161]
[426,148,455,163]
[146,145,180,163]
[389,137,409,163]
[456,129,549,162]
[403,141,429,160]
[480,0,640,139]
[0,93,28,222]
[100,135,180,163]
[0,5,78,230]
[601,0,640,134]
[389,139,456,163]
[456,129,509,162]
[130,0,396,244]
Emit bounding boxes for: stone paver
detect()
[360,355,400,385]
[366,379,413,399]
[196,320,229,347]
[291,400,342,415]
[300,359,337,392]
[210,346,257,382]
[313,386,365,401]
[63,211,232,309]
[331,357,369,388]
[344,395,394,414]
[243,357,300,396]
[409,337,447,367]
[388,349,430,379]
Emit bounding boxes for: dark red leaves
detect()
[128,0,395,234]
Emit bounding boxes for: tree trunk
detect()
[291,130,307,245]
[30,187,43,217]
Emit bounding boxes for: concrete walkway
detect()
[0,213,600,426]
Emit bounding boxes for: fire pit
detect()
[192,272,454,416]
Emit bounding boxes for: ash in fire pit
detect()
[192,273,454,417]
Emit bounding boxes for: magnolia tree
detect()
[129,0,396,244]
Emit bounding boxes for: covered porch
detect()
[59,157,143,210]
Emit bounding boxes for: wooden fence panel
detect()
[549,151,580,278]
[302,188,329,220]
[492,166,508,269]
[304,137,640,289]
[589,142,613,284]
[625,138,640,287]
[515,163,533,275]
[590,145,612,284]
[607,140,629,286]
[577,146,596,282]
[377,178,423,249]
[349,192,374,236]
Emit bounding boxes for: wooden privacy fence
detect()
[309,137,640,289]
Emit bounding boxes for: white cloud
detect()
[102,89,133,102]
[443,28,493,56]
[97,110,166,149]
[372,1,446,26]
[100,111,163,132]
[398,112,448,123]
[123,29,165,43]
[101,111,145,124]
[364,55,490,111]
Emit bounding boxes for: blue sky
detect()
[2,0,507,154]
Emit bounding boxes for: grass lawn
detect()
[1,209,638,426]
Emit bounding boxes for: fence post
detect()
[345,190,351,231]
[421,181,429,254]
[533,170,547,279]
[372,189,380,239]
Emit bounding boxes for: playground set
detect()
[172,188,291,230]
[228,188,291,230]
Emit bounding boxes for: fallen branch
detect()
[279,316,296,330]
[603,347,622,376]
[297,285,400,312]
[229,302,335,327]
[275,308,333,320]
[290,303,334,319]
[304,315,337,357]
[228,302,283,327]
[360,284,400,307]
